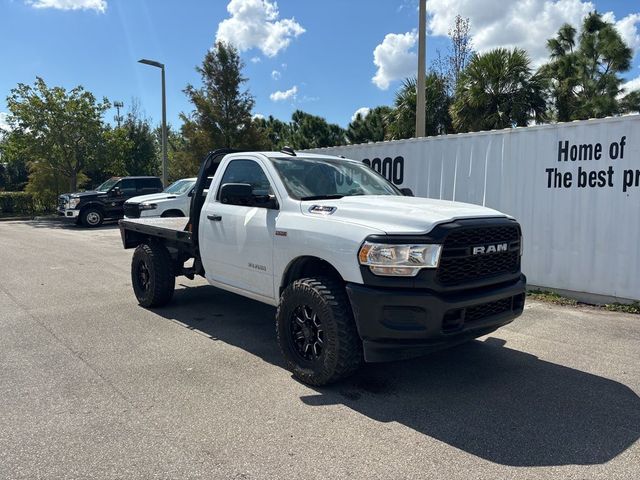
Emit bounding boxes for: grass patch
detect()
[528,289,577,306]
[527,289,639,314]
[604,303,640,314]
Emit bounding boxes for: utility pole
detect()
[415,0,427,138]
[138,58,168,187]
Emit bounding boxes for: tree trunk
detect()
[69,171,77,192]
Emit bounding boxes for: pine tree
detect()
[180,42,265,171]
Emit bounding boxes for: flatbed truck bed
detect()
[119,217,192,249]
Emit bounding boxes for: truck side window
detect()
[137,178,162,193]
[217,160,273,199]
[119,179,137,195]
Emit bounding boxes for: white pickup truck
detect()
[120,148,526,385]
[124,177,197,218]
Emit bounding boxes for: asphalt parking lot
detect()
[0,219,638,480]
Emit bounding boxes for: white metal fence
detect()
[309,115,640,302]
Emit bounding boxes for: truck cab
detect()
[120,150,526,385]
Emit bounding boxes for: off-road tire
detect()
[131,242,175,308]
[81,207,104,228]
[276,277,363,385]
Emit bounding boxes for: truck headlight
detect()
[139,203,157,211]
[68,198,80,209]
[358,242,442,277]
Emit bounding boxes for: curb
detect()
[0,216,32,222]
[0,215,59,222]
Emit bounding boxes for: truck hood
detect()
[61,191,104,199]
[301,196,510,235]
[126,192,181,204]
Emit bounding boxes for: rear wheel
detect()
[81,207,103,228]
[276,277,363,385]
[131,242,175,307]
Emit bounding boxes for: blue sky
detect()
[1,0,639,131]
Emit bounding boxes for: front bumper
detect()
[346,275,526,362]
[57,208,80,219]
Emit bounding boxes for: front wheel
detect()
[131,242,175,307]
[81,207,103,227]
[276,277,363,385]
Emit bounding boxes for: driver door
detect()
[199,159,278,301]
[105,178,136,217]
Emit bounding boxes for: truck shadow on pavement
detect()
[23,219,120,230]
[157,283,640,468]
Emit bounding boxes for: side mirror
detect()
[252,191,279,210]
[220,183,253,206]
[111,186,122,197]
[400,187,414,197]
[187,189,194,197]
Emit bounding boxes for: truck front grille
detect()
[437,224,520,286]
[442,293,525,333]
[465,297,513,322]
[124,203,141,218]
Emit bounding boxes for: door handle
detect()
[207,214,222,221]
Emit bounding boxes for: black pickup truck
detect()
[58,176,163,227]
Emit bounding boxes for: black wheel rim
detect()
[289,305,324,362]
[137,262,150,292]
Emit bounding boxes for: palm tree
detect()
[386,74,452,140]
[451,48,546,132]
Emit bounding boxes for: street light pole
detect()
[415,0,427,138]
[138,58,168,187]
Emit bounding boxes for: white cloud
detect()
[0,112,10,133]
[612,13,640,52]
[26,0,106,12]
[426,1,640,66]
[372,30,418,90]
[250,56,262,63]
[271,69,281,80]
[252,113,265,120]
[351,107,371,122]
[216,0,305,57]
[270,85,297,102]
[622,75,640,95]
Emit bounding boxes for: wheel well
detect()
[80,203,104,214]
[280,256,344,295]
[161,209,186,217]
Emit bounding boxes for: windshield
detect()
[270,157,401,200]
[165,179,196,195]
[96,177,120,192]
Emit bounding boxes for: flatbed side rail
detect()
[119,218,192,251]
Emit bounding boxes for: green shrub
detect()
[0,192,36,217]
